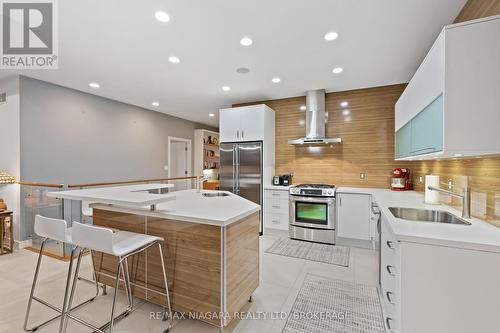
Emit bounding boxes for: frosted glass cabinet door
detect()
[395,122,412,158]
[410,94,443,155]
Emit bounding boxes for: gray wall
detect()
[20,76,214,184]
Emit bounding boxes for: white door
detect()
[219,108,241,142]
[239,106,265,141]
[337,193,371,240]
[168,137,192,191]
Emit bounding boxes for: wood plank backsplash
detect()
[454,0,500,23]
[411,0,500,226]
[235,84,412,188]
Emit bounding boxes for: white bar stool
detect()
[23,215,100,332]
[62,222,173,333]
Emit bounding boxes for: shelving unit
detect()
[194,129,220,189]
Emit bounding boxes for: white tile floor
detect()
[0,229,379,333]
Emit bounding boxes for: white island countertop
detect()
[91,189,260,226]
[49,184,260,227]
[337,187,500,253]
[47,183,176,207]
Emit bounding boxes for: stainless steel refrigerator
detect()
[220,141,263,234]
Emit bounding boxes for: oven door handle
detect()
[289,196,334,204]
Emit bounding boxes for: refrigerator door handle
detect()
[232,144,236,193]
[235,145,240,194]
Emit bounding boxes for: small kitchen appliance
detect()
[282,174,292,186]
[289,184,336,245]
[272,174,293,186]
[391,168,411,191]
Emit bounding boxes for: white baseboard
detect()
[14,239,32,250]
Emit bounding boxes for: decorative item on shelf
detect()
[0,171,16,184]
[0,210,14,255]
[212,137,219,145]
[207,135,213,144]
[0,199,6,212]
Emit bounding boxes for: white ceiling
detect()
[0,0,467,126]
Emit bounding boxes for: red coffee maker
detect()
[391,168,411,191]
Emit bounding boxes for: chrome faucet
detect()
[427,185,471,218]
[196,176,208,193]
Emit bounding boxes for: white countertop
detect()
[337,187,500,253]
[264,185,291,191]
[88,188,260,227]
[47,183,176,207]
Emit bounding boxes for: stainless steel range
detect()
[289,184,336,245]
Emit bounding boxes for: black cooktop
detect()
[295,184,336,189]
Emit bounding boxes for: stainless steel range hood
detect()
[289,89,342,145]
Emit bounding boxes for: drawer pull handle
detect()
[386,291,394,304]
[272,194,280,197]
[386,317,393,330]
[272,205,280,209]
[272,220,279,224]
[386,265,396,276]
[386,241,395,249]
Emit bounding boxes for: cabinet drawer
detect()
[264,190,289,200]
[265,213,289,230]
[267,198,288,215]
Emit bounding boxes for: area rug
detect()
[283,274,385,333]
[265,238,350,267]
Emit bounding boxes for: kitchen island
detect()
[48,185,260,329]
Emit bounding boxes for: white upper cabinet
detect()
[219,108,241,142]
[395,16,500,160]
[219,104,273,142]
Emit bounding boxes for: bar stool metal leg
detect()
[60,247,84,333]
[23,238,48,332]
[63,250,132,333]
[158,243,173,332]
[108,260,123,332]
[24,240,97,333]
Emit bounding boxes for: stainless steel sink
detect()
[388,207,471,225]
[202,192,230,198]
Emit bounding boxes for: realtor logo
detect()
[1,0,58,69]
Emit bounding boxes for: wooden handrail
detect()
[17,181,65,188]
[67,176,198,188]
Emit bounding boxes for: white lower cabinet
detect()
[337,193,378,246]
[380,214,500,333]
[380,215,401,332]
[263,189,289,230]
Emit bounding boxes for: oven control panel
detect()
[289,187,335,197]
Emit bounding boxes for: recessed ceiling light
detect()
[342,109,350,116]
[340,101,349,107]
[300,105,307,111]
[240,37,253,46]
[168,56,180,64]
[236,67,250,74]
[332,67,343,74]
[154,11,170,23]
[152,102,160,107]
[209,113,215,117]
[222,86,231,91]
[324,32,338,41]
[271,77,281,83]
[89,82,100,89]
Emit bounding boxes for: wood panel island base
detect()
[91,208,260,329]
